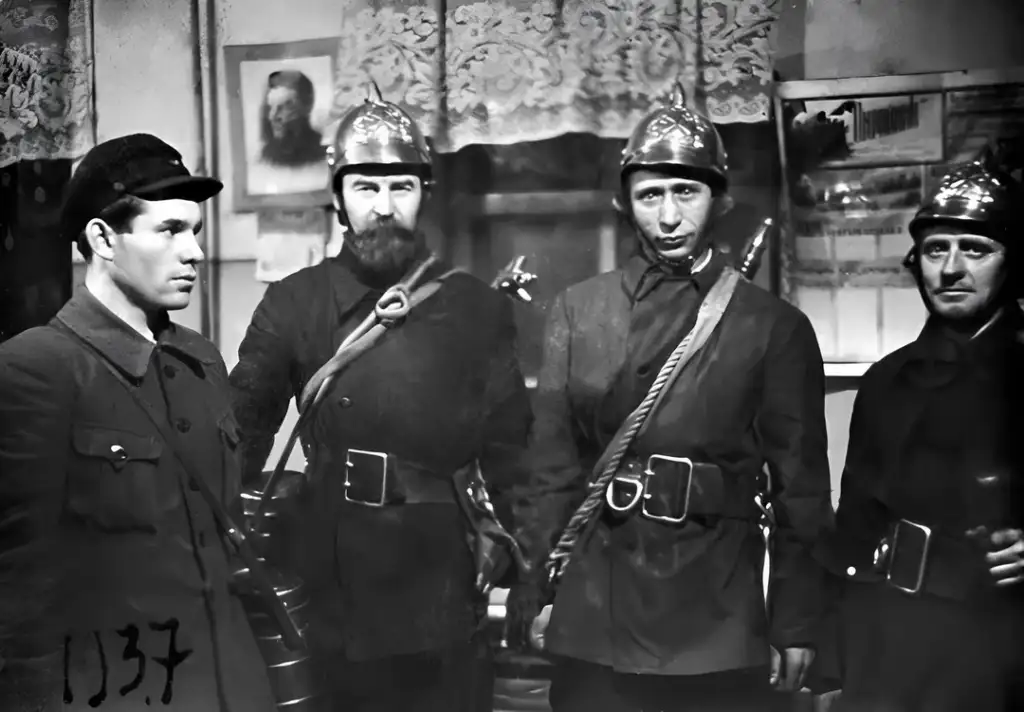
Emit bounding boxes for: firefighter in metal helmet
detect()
[812,153,1024,710]
[229,82,533,712]
[613,84,735,274]
[323,82,435,281]
[905,154,1023,314]
[506,84,831,712]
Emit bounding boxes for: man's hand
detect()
[528,604,552,651]
[985,528,1024,586]
[503,581,547,651]
[770,646,815,691]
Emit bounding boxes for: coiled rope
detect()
[248,253,463,531]
[544,267,739,586]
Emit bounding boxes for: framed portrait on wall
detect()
[775,67,1024,374]
[224,37,339,211]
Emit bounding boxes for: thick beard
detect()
[346,223,422,279]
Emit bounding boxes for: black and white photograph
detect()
[5,2,1024,710]
[224,37,338,210]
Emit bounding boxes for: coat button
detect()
[176,418,191,433]
[846,566,857,577]
[110,444,128,461]
[339,397,352,408]
[637,364,651,377]
[162,365,176,378]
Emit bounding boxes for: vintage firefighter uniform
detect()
[814,158,1024,712]
[509,92,834,710]
[0,136,276,711]
[228,91,532,711]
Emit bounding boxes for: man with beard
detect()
[813,155,1024,712]
[504,87,834,712]
[228,87,532,711]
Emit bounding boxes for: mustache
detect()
[347,221,422,276]
[352,221,418,243]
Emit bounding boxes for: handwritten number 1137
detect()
[63,618,193,707]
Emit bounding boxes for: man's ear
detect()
[713,193,735,218]
[83,219,117,262]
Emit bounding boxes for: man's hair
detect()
[75,195,147,262]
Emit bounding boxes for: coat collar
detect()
[55,287,217,380]
[620,246,726,303]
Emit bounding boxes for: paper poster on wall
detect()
[255,208,329,283]
[798,93,944,167]
[788,165,923,276]
[946,85,1024,170]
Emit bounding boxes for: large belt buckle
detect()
[343,449,389,508]
[640,454,693,525]
[873,519,933,595]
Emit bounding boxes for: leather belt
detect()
[605,454,762,525]
[343,448,458,507]
[872,518,989,600]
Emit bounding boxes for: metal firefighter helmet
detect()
[620,83,729,193]
[327,81,433,189]
[909,152,1024,242]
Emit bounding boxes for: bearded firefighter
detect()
[228,86,533,712]
[813,155,1024,712]
[505,86,835,711]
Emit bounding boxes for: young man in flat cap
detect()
[0,134,276,712]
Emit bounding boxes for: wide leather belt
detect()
[872,518,989,600]
[343,448,457,507]
[605,454,761,525]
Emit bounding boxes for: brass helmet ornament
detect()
[615,83,732,217]
[326,80,433,193]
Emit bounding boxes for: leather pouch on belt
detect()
[643,457,725,521]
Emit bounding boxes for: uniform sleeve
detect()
[756,309,834,651]
[512,293,585,571]
[478,297,533,529]
[228,281,298,487]
[0,337,74,706]
[805,382,886,690]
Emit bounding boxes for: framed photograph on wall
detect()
[775,67,1024,374]
[224,38,338,211]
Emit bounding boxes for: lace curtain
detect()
[330,0,780,152]
[0,0,95,169]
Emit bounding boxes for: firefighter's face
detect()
[918,225,1008,321]
[337,170,422,236]
[628,169,714,262]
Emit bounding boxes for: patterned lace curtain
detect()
[0,0,96,168]
[330,0,780,152]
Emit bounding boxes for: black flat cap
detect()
[62,133,223,242]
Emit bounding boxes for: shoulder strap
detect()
[546,267,742,585]
[53,318,306,652]
[251,254,463,529]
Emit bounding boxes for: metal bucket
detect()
[237,471,325,712]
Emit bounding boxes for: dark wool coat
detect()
[516,248,834,675]
[228,246,533,662]
[0,288,275,712]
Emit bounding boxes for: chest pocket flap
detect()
[72,426,163,471]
